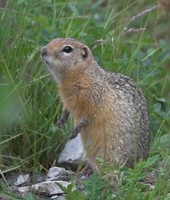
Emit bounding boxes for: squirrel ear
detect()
[81,47,89,60]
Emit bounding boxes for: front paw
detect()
[69,132,79,140]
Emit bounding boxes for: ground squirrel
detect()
[40,38,150,168]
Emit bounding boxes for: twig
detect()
[92,39,108,50]
[123,27,146,34]
[121,4,160,35]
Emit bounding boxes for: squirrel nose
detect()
[40,46,48,56]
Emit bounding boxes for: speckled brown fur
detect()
[40,38,150,168]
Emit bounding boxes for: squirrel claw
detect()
[69,132,78,140]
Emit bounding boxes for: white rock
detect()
[14,174,30,186]
[58,134,86,170]
[51,195,66,200]
[18,180,72,196]
[47,167,68,178]
[18,186,30,193]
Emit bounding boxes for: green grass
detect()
[0,0,170,199]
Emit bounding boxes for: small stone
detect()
[47,167,75,181]
[149,185,155,190]
[14,174,30,186]
[18,180,72,196]
[58,134,86,171]
[51,195,66,200]
[18,186,30,193]
[48,167,67,178]
[31,173,47,184]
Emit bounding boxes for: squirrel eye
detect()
[62,46,73,53]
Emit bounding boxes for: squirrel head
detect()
[40,38,93,84]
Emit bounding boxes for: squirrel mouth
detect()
[44,60,50,65]
[42,56,51,65]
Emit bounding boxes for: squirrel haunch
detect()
[40,38,150,167]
